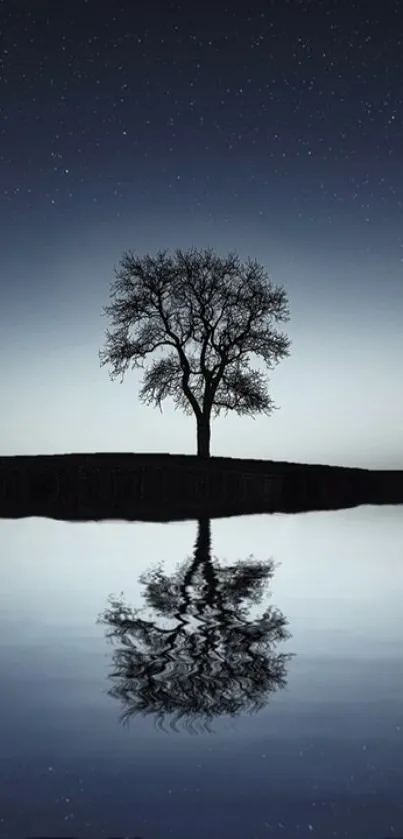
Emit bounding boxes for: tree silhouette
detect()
[98,517,293,733]
[99,247,291,457]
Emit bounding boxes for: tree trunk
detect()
[196,415,211,458]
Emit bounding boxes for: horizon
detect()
[0,450,400,477]
[1,1,402,470]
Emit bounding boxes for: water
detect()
[0,506,402,839]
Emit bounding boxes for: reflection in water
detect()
[98,517,293,733]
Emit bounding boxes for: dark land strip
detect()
[0,452,402,522]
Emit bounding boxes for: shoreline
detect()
[0,452,402,522]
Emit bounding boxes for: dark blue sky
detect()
[0,0,402,466]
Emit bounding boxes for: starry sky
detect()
[0,0,402,467]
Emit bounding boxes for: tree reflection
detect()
[98,517,293,733]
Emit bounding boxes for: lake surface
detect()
[0,506,402,839]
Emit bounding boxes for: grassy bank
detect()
[0,452,402,522]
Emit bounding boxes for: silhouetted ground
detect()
[0,452,402,522]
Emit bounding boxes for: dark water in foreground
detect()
[0,506,402,839]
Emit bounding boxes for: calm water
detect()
[0,506,402,839]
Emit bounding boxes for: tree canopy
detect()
[99,246,291,456]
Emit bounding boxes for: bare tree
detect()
[99,246,291,457]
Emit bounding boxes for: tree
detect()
[99,246,291,458]
[98,517,292,733]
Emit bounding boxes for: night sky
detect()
[1,0,402,467]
